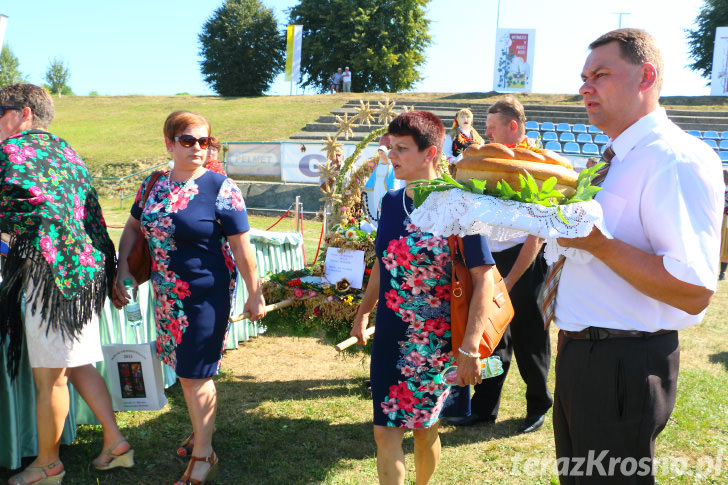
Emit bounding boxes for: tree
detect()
[45,57,70,97]
[686,0,728,81]
[0,46,26,87]
[199,0,284,96]
[288,0,431,93]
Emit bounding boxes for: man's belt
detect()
[561,327,674,341]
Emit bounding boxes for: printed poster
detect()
[710,26,728,96]
[493,29,535,93]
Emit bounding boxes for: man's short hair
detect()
[0,83,55,129]
[488,96,526,134]
[589,28,664,92]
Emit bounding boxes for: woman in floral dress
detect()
[350,111,496,484]
[115,111,265,484]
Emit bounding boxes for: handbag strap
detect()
[141,170,167,206]
[448,235,467,265]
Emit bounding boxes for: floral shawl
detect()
[0,130,116,378]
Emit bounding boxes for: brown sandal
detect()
[174,451,218,484]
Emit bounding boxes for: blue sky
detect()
[0,0,713,97]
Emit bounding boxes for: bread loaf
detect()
[456,143,578,196]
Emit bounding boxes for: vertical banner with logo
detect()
[710,26,728,97]
[493,29,535,93]
[0,15,8,49]
[285,24,303,83]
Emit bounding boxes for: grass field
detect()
[2,93,728,483]
[1,285,726,484]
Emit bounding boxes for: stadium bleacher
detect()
[542,132,558,142]
[545,141,562,152]
[704,139,719,150]
[720,152,728,162]
[719,140,728,151]
[703,130,720,140]
[563,142,580,154]
[572,123,587,134]
[540,122,556,131]
[582,143,600,156]
[560,132,576,143]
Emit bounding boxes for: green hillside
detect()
[50,92,728,174]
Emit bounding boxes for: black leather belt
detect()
[561,327,674,341]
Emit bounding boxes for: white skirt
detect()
[24,287,104,368]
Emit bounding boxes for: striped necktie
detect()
[540,145,615,328]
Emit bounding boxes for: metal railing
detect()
[93,161,170,208]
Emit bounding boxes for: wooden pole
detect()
[229,298,296,323]
[334,326,375,351]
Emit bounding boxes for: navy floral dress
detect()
[371,188,494,428]
[131,170,249,378]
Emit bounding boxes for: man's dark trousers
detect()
[470,243,553,420]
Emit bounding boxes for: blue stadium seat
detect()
[559,132,576,143]
[720,152,728,162]
[556,122,571,132]
[540,122,556,131]
[542,132,559,142]
[572,123,588,134]
[581,143,600,156]
[719,140,728,151]
[576,133,593,143]
[594,134,609,145]
[526,130,540,140]
[525,121,539,131]
[600,144,610,155]
[704,139,719,149]
[686,129,701,137]
[563,142,580,154]
[703,130,720,140]
[545,141,562,152]
[721,131,728,140]
[587,125,602,134]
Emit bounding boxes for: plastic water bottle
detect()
[123,278,143,327]
[433,356,505,385]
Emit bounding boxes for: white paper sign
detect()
[323,248,365,289]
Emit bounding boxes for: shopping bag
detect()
[101,341,167,411]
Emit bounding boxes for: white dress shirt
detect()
[555,108,724,332]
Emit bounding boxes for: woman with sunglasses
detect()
[115,110,265,484]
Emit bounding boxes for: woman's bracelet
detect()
[458,347,480,359]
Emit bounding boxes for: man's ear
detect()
[509,119,519,133]
[640,63,658,92]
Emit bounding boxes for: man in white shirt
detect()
[342,67,352,92]
[552,29,723,483]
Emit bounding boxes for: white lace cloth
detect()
[408,189,610,264]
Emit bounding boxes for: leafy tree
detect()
[0,46,26,87]
[45,57,71,97]
[686,0,728,81]
[288,0,431,93]
[199,0,284,96]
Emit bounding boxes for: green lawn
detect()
[2,284,725,484]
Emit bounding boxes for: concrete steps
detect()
[288,100,728,142]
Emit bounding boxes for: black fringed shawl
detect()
[0,130,116,379]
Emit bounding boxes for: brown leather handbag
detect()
[112,171,165,308]
[448,235,514,363]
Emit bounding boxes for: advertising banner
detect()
[225,143,280,177]
[710,26,728,96]
[493,29,535,93]
[280,142,379,183]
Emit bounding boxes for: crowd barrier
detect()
[0,229,304,469]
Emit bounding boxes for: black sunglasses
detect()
[0,106,21,117]
[174,134,212,149]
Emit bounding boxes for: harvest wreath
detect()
[260,99,414,348]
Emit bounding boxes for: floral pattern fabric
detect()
[370,188,493,428]
[131,171,249,378]
[0,130,115,378]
